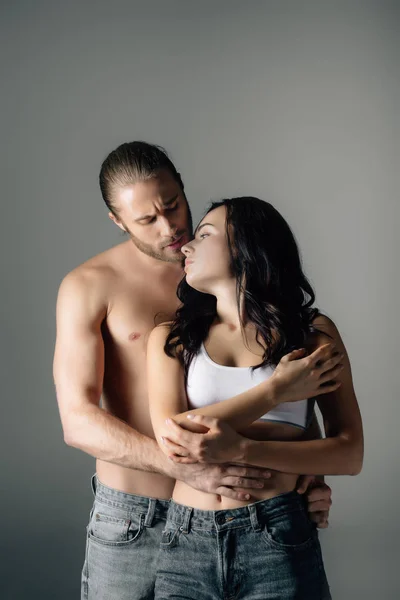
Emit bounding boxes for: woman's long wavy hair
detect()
[165,197,321,377]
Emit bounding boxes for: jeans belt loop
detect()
[144,498,157,528]
[248,503,262,532]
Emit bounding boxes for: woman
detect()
[147,197,363,599]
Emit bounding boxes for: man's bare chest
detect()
[103,280,180,351]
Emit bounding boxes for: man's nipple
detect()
[128,332,141,341]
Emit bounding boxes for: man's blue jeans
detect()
[81,474,169,600]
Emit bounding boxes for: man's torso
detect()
[79,241,183,498]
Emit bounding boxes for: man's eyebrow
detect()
[194,222,216,234]
[135,195,179,222]
[163,195,179,207]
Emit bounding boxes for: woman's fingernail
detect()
[187,414,194,419]
[245,494,250,500]
[161,437,166,445]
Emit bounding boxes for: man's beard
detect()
[128,231,183,263]
[125,206,193,264]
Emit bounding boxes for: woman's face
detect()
[181,205,233,294]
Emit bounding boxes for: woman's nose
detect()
[181,242,192,256]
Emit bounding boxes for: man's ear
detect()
[108,211,127,232]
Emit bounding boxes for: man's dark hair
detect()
[99,141,184,215]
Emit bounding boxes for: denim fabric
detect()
[81,474,169,600]
[155,491,331,600]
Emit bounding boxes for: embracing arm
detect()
[54,275,278,500]
[237,316,364,476]
[147,323,342,448]
[53,269,174,475]
[147,324,282,445]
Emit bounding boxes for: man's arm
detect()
[53,269,274,501]
[53,268,171,475]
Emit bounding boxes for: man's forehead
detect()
[117,175,179,213]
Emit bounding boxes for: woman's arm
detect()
[147,324,279,449]
[147,322,343,452]
[237,316,364,475]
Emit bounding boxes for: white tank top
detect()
[186,343,314,430]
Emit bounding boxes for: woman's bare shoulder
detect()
[148,322,184,357]
[149,321,173,342]
[308,313,345,353]
[312,313,337,334]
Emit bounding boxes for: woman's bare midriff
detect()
[172,420,308,510]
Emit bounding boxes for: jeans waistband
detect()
[91,473,170,527]
[167,491,307,533]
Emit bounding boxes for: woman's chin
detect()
[186,276,212,295]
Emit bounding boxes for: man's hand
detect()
[162,415,245,463]
[297,475,332,529]
[175,461,272,502]
[164,418,333,522]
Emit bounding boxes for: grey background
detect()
[1,0,398,598]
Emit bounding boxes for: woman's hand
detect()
[161,415,246,463]
[270,343,344,404]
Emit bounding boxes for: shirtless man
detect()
[53,141,335,600]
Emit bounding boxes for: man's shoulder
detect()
[60,243,129,290]
[59,261,112,295]
[57,244,128,309]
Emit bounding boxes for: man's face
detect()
[109,170,193,263]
